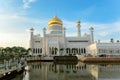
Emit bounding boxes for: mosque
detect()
[29,16,94,56]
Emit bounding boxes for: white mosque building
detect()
[29,16,94,56]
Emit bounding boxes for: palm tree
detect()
[2,48,7,56]
[12,46,18,55]
[6,47,12,54]
[6,47,14,58]
[24,48,31,55]
[0,47,5,57]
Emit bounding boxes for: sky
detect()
[0,0,120,48]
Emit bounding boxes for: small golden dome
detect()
[48,16,63,26]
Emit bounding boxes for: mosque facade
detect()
[29,16,94,56]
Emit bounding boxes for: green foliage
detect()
[0,46,31,58]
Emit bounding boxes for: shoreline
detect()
[27,56,120,63]
[0,67,24,80]
[80,57,120,62]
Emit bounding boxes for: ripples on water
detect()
[12,62,120,80]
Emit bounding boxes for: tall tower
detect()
[89,27,94,44]
[43,27,46,55]
[62,27,66,37]
[76,20,81,37]
[29,28,34,55]
[62,27,66,54]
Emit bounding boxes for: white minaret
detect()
[43,27,46,56]
[62,27,66,54]
[89,27,94,44]
[29,27,34,55]
[76,20,81,37]
[62,27,66,38]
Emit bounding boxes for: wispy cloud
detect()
[0,0,120,47]
[0,13,47,48]
[23,0,36,9]
[63,19,120,41]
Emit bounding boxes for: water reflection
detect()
[12,62,120,80]
[90,64,120,80]
[24,62,92,80]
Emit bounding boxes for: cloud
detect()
[23,0,36,9]
[0,0,120,47]
[62,19,120,41]
[0,13,47,48]
[98,32,108,37]
[1,9,120,47]
[0,33,29,48]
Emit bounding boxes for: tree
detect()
[0,47,4,57]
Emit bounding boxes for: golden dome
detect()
[48,16,63,26]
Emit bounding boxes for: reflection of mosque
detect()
[24,62,120,80]
[90,64,120,80]
[27,62,93,80]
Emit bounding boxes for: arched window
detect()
[79,48,81,54]
[38,48,40,53]
[81,48,83,53]
[84,48,86,53]
[36,48,37,53]
[41,48,42,53]
[70,48,72,54]
[33,48,35,53]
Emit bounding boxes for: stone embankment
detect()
[27,56,53,62]
[27,56,78,63]
[54,56,78,61]
[80,57,120,62]
[0,58,26,80]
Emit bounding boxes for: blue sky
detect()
[0,0,120,48]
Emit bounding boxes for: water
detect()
[11,62,120,80]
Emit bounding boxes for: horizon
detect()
[0,0,120,48]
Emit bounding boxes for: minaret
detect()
[43,27,46,56]
[89,27,94,44]
[29,27,34,55]
[62,27,66,37]
[76,20,81,38]
[62,27,66,55]
[43,27,46,37]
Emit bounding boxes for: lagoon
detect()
[12,62,120,80]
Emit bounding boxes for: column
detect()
[89,27,94,44]
[57,36,60,56]
[43,27,46,56]
[76,20,81,38]
[62,27,66,55]
[29,27,34,55]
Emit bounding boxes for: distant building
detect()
[87,42,120,57]
[29,16,94,56]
